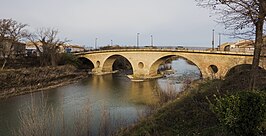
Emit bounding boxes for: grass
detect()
[116,69,266,136]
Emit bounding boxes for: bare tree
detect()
[196,0,266,89]
[28,28,68,66]
[0,18,28,69]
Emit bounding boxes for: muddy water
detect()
[0,58,200,136]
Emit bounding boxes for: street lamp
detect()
[218,33,221,49]
[136,33,140,47]
[151,35,153,46]
[95,38,98,49]
[110,40,113,46]
[212,29,215,51]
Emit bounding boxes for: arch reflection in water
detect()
[89,74,158,105]
[129,81,160,105]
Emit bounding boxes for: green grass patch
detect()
[116,76,266,136]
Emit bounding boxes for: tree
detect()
[28,28,68,66]
[0,18,28,69]
[196,0,266,89]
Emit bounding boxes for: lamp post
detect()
[151,35,153,46]
[218,33,221,48]
[111,40,113,46]
[136,33,140,47]
[95,38,98,49]
[212,29,215,51]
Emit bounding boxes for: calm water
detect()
[0,58,201,136]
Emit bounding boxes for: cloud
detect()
[0,0,232,47]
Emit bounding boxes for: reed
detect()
[99,105,111,136]
[73,103,92,136]
[12,94,58,136]
[12,94,94,136]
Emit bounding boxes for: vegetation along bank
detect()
[0,64,87,100]
[117,68,266,136]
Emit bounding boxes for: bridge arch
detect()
[149,55,202,78]
[225,64,264,77]
[149,55,175,76]
[102,54,133,74]
[224,45,230,51]
[77,57,94,70]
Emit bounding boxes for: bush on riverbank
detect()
[0,53,81,69]
[117,69,266,136]
[58,53,82,68]
[0,65,87,99]
[210,91,266,136]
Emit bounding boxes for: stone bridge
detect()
[76,49,266,80]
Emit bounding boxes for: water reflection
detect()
[157,58,201,93]
[129,81,159,105]
[0,58,201,135]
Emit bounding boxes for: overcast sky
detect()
[0,0,235,47]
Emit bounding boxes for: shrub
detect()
[210,91,266,136]
[58,53,80,67]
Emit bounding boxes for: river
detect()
[0,58,201,136]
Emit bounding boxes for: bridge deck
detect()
[75,48,259,56]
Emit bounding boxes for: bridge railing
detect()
[74,47,255,56]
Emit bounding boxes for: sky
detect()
[0,0,236,48]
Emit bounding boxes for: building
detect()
[0,39,25,58]
[63,44,85,53]
[25,41,43,56]
[218,42,231,51]
[218,40,254,53]
[26,42,85,55]
[262,36,266,56]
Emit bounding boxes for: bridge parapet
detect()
[74,48,255,56]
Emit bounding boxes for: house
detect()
[25,42,85,55]
[218,40,254,53]
[63,44,85,53]
[0,39,26,58]
[262,36,266,56]
[230,40,254,53]
[218,43,231,51]
[25,41,43,56]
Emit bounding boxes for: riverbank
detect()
[0,65,87,100]
[117,69,266,135]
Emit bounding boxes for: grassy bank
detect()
[0,65,87,99]
[117,70,266,136]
